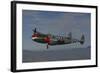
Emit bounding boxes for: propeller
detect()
[32,28,37,34]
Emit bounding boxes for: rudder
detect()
[80,35,85,44]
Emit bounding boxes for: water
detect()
[22,46,90,63]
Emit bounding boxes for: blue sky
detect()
[22,10,91,51]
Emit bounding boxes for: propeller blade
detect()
[34,28,36,33]
[32,28,37,33]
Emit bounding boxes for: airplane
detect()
[32,28,85,49]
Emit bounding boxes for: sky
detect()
[22,10,91,51]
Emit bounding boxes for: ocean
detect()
[22,46,90,63]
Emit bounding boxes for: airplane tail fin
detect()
[80,35,85,45]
